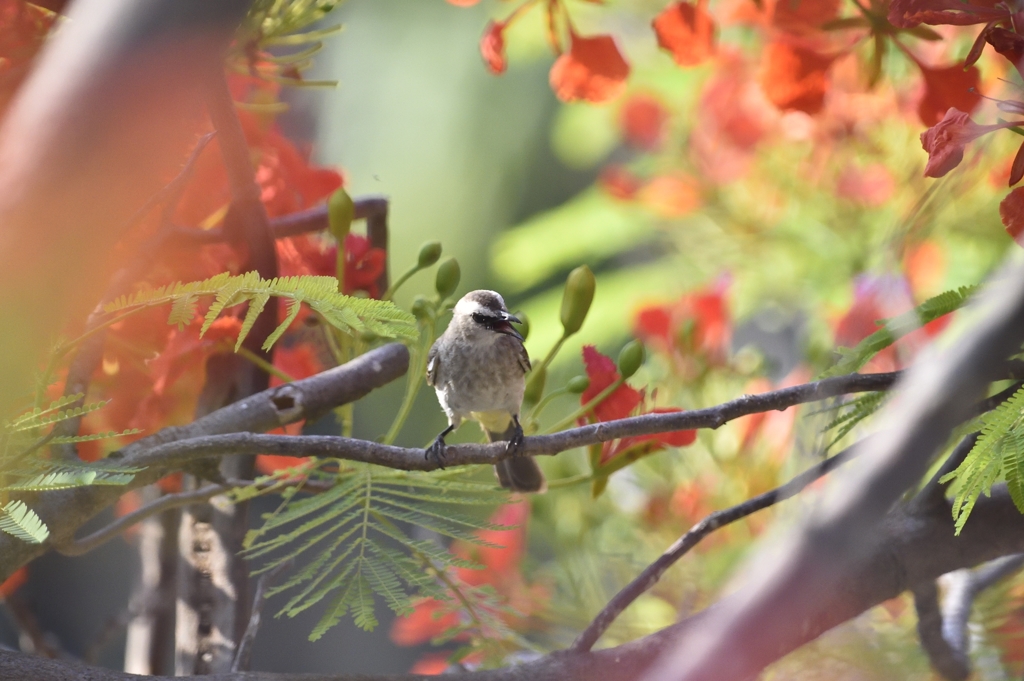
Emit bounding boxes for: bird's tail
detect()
[486,424,546,494]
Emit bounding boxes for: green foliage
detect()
[941,385,1024,534]
[0,500,48,544]
[103,272,417,352]
[821,391,887,450]
[823,286,976,378]
[240,464,517,641]
[0,395,141,544]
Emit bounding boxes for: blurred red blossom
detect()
[638,174,702,217]
[914,60,981,126]
[0,0,54,109]
[599,165,643,200]
[579,346,696,464]
[760,40,837,115]
[0,567,27,598]
[620,93,670,150]
[480,20,507,74]
[653,0,716,67]
[634,282,731,368]
[1001,187,1024,245]
[771,0,841,33]
[549,32,630,103]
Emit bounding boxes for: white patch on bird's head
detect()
[454,290,506,318]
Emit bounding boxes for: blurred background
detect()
[4,0,1023,678]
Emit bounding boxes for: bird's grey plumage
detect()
[427,290,545,493]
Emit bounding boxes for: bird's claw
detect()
[505,418,525,457]
[425,437,447,469]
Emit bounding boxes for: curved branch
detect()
[56,485,226,557]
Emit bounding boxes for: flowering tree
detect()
[4,1,1024,681]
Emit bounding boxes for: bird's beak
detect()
[496,312,523,341]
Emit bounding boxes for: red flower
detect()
[888,0,1007,29]
[760,40,836,115]
[620,93,669,151]
[986,27,1024,80]
[638,174,702,217]
[0,567,27,598]
[480,20,507,74]
[915,61,981,126]
[634,284,731,365]
[1001,187,1024,245]
[344,233,386,298]
[919,108,1022,178]
[579,346,696,464]
[549,32,630,103]
[653,1,716,67]
[772,0,841,33]
[599,165,643,200]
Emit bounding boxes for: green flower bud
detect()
[560,265,595,336]
[435,257,461,300]
[327,187,355,241]
[523,366,546,406]
[417,241,442,269]
[514,311,529,342]
[617,340,645,379]
[411,295,432,320]
[566,375,590,394]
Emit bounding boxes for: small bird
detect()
[426,290,546,493]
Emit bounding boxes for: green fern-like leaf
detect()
[942,385,1024,533]
[0,500,49,543]
[821,392,886,450]
[103,272,416,351]
[822,285,976,378]
[243,465,513,639]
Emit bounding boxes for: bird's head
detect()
[452,290,523,341]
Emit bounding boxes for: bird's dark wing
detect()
[516,340,531,375]
[426,338,441,387]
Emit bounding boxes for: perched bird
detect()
[426,290,546,493]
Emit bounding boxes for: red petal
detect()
[772,0,840,33]
[549,33,630,103]
[1010,141,1024,187]
[987,27,1024,81]
[916,62,981,126]
[760,40,836,115]
[480,20,507,75]
[0,567,27,598]
[653,1,716,67]
[620,93,669,150]
[580,345,643,421]
[599,165,643,200]
[919,107,984,178]
[1000,186,1024,245]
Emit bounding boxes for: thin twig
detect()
[55,485,226,556]
[571,442,863,652]
[231,559,292,672]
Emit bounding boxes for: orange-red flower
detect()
[549,32,630,103]
[771,0,841,33]
[1001,187,1024,245]
[760,40,836,115]
[0,567,27,598]
[480,20,507,74]
[653,1,716,67]
[599,165,643,200]
[634,283,731,365]
[620,93,669,151]
[579,346,696,464]
[915,61,981,126]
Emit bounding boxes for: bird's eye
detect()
[472,312,490,325]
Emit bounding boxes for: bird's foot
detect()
[425,435,448,470]
[505,417,525,457]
